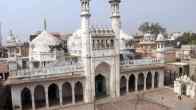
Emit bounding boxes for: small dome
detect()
[120,30,133,40]
[31,31,61,53]
[67,30,82,56]
[156,33,165,41]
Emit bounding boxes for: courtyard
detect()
[96,87,196,110]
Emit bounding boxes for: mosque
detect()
[7,0,172,110]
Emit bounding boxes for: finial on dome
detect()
[43,18,47,31]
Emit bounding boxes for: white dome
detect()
[31,31,61,53]
[120,30,133,40]
[156,33,165,41]
[67,30,82,56]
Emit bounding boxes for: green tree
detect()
[138,22,166,35]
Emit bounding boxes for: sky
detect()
[0,0,196,43]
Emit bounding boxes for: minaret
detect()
[80,0,93,103]
[109,0,121,34]
[109,0,121,97]
[80,0,91,57]
[0,22,2,46]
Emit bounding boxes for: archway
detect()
[75,81,83,103]
[154,72,159,88]
[120,76,127,96]
[34,85,46,109]
[138,73,144,91]
[129,74,135,92]
[181,84,187,95]
[62,82,72,104]
[21,88,32,110]
[95,74,107,98]
[95,62,110,99]
[146,72,152,89]
[48,84,59,106]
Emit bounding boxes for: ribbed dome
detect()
[156,33,165,41]
[31,31,61,52]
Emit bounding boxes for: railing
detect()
[14,64,84,78]
[120,58,164,66]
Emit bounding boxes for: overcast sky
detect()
[0,0,196,43]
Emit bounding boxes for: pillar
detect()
[59,84,63,106]
[144,74,146,91]
[152,73,155,88]
[44,86,49,109]
[31,88,35,110]
[126,77,129,93]
[135,75,138,92]
[72,82,75,104]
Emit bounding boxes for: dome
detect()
[120,30,133,40]
[156,33,165,41]
[67,30,82,56]
[31,31,61,53]
[120,30,133,49]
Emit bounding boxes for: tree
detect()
[138,22,166,35]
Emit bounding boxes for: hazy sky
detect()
[0,0,196,43]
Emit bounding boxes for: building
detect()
[7,0,166,110]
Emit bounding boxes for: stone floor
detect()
[59,87,196,110]
[96,88,196,110]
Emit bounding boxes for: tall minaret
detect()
[0,22,2,46]
[109,0,121,35]
[80,0,93,103]
[109,0,121,97]
[80,0,91,57]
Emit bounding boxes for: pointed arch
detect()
[120,76,127,95]
[48,83,60,106]
[75,81,83,103]
[146,72,152,89]
[62,82,72,104]
[129,74,135,92]
[21,88,32,110]
[34,85,46,109]
[138,73,144,91]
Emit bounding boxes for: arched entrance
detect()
[95,62,110,99]
[154,72,159,88]
[62,82,72,104]
[48,84,59,106]
[120,76,127,96]
[75,81,83,103]
[138,73,144,91]
[95,74,107,98]
[34,85,46,109]
[129,74,135,92]
[146,72,152,89]
[21,88,32,110]
[181,84,187,95]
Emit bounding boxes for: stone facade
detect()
[8,0,166,110]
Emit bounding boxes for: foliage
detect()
[138,22,166,35]
[176,32,196,45]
